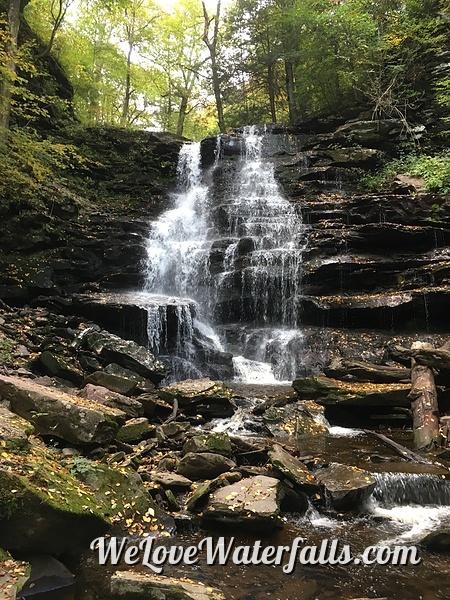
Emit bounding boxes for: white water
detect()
[143,126,307,383]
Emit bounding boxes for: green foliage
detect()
[359,151,450,193]
[68,456,99,478]
[0,126,88,210]
[0,336,14,362]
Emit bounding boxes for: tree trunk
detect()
[324,357,410,384]
[121,42,133,127]
[408,342,440,450]
[268,63,277,123]
[0,0,21,143]
[284,59,296,125]
[202,0,226,133]
[176,93,188,136]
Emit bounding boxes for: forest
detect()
[1,0,450,139]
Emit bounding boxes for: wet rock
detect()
[158,378,235,418]
[19,555,74,599]
[83,371,137,396]
[420,528,450,551]
[268,444,320,495]
[79,384,143,418]
[0,446,109,553]
[203,475,283,530]
[0,405,34,451]
[104,363,155,391]
[116,417,152,443]
[37,351,84,385]
[110,572,224,600]
[182,432,232,457]
[315,463,376,509]
[292,375,411,407]
[263,400,328,438]
[176,452,235,480]
[82,330,168,384]
[0,375,126,445]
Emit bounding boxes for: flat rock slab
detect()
[176,452,235,480]
[158,378,235,418]
[83,372,137,396]
[292,375,411,407]
[151,472,193,490]
[420,528,450,551]
[203,475,283,530]
[83,330,168,384]
[0,375,126,445]
[268,444,320,495]
[79,384,143,418]
[0,405,34,451]
[110,572,224,600]
[316,463,376,510]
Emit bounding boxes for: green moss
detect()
[0,447,106,521]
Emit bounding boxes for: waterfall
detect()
[142,126,307,383]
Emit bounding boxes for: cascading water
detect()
[143,126,306,383]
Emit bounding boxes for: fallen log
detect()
[324,357,410,383]
[393,343,450,371]
[409,342,440,450]
[363,429,433,464]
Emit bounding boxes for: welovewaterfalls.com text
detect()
[90,536,421,574]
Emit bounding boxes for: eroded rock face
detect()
[315,463,376,509]
[0,375,126,445]
[203,475,283,530]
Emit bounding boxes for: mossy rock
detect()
[0,405,34,451]
[182,432,232,457]
[116,417,153,443]
[0,446,109,553]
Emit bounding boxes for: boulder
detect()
[182,432,232,457]
[0,405,34,451]
[151,472,193,491]
[203,475,283,530]
[0,375,126,445]
[268,444,320,495]
[82,330,168,384]
[79,384,143,418]
[263,400,328,438]
[37,351,84,385]
[315,463,376,509]
[104,363,155,391]
[420,528,450,551]
[158,378,235,418]
[292,375,411,407]
[110,572,224,600]
[82,371,137,396]
[116,418,153,443]
[176,452,235,480]
[0,446,110,553]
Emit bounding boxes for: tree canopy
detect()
[0,0,449,138]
